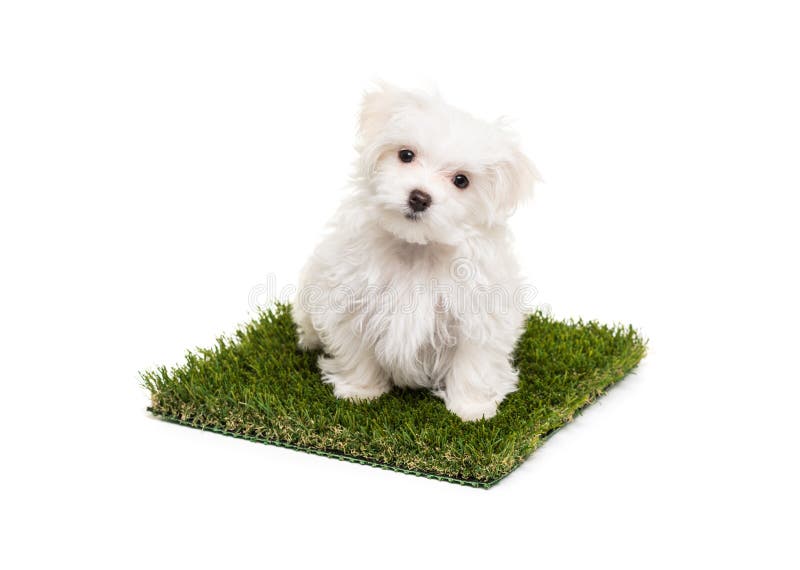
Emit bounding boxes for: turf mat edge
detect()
[147,407,504,487]
[148,368,636,489]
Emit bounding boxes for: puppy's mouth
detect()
[404,211,422,222]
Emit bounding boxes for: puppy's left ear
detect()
[491,147,540,219]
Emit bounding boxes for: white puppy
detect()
[293,84,537,421]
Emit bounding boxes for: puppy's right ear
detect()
[358,82,409,144]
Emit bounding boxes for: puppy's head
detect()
[356,83,538,245]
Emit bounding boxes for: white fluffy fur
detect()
[293,83,537,421]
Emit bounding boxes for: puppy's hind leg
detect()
[291,302,322,351]
[318,346,392,401]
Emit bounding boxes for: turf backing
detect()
[143,304,646,487]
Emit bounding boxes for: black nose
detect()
[408,189,432,213]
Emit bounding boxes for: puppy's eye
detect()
[453,174,470,189]
[398,149,415,163]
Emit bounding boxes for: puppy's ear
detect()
[490,147,539,220]
[358,82,419,144]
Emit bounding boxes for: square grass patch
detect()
[143,304,646,488]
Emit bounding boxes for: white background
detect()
[1,1,798,568]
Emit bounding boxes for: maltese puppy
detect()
[293,84,537,421]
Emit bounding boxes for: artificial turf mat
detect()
[143,303,646,488]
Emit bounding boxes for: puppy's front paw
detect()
[445,397,499,422]
[331,379,391,402]
[318,355,391,402]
